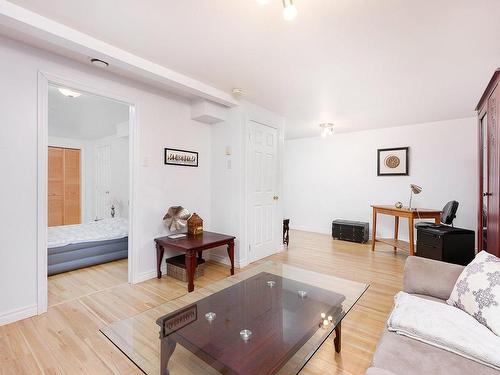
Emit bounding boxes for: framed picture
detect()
[164,148,198,167]
[377,147,409,176]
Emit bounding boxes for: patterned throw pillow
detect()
[447,251,500,336]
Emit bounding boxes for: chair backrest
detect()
[441,200,459,225]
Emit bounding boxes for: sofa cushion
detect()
[372,329,499,375]
[447,251,500,336]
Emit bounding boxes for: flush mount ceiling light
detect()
[282,0,298,21]
[90,58,109,68]
[256,0,298,21]
[319,123,335,138]
[58,87,82,98]
[232,88,245,96]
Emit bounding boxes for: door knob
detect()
[273,196,279,200]
[483,192,492,197]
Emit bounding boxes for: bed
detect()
[48,218,128,276]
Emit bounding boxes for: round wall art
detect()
[377,147,409,176]
[384,155,401,169]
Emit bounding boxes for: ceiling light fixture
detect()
[319,123,335,138]
[232,88,245,96]
[90,58,109,68]
[58,88,82,98]
[256,0,269,4]
[282,0,298,21]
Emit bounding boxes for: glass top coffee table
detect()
[101,262,368,375]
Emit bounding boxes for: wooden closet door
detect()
[63,148,81,225]
[48,147,64,226]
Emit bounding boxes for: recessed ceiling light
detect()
[58,88,82,98]
[90,58,109,68]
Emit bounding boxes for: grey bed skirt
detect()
[48,237,128,276]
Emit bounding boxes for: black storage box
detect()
[416,225,475,266]
[332,220,369,243]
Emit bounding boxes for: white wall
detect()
[0,35,212,323]
[283,118,477,241]
[94,134,130,219]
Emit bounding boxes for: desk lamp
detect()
[408,184,422,210]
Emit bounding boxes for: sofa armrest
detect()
[403,256,464,300]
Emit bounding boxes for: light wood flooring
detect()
[0,230,407,374]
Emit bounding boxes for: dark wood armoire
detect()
[477,69,500,257]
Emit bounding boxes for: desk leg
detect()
[185,250,196,293]
[371,208,377,251]
[156,243,164,279]
[408,216,415,256]
[394,217,399,253]
[227,240,235,276]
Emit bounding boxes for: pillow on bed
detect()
[447,251,500,336]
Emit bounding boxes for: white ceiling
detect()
[48,85,129,139]
[13,0,500,139]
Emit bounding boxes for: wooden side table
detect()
[371,205,441,256]
[154,231,236,292]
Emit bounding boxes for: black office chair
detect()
[415,200,459,229]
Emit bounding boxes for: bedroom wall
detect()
[283,117,477,241]
[0,35,213,323]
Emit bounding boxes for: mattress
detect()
[48,218,128,248]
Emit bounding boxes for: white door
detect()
[249,121,279,262]
[95,144,111,220]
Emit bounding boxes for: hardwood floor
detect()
[0,230,406,374]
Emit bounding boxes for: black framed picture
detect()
[377,147,409,176]
[164,148,198,167]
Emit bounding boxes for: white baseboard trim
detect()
[209,253,247,269]
[135,264,167,284]
[0,304,37,326]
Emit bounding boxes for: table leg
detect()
[394,216,399,252]
[408,216,415,256]
[334,322,341,353]
[160,336,177,375]
[185,250,196,293]
[227,240,235,275]
[197,250,203,262]
[434,214,440,225]
[371,208,377,251]
[156,243,164,279]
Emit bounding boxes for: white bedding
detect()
[387,292,500,371]
[48,218,129,248]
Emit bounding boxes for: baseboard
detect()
[0,304,37,326]
[209,253,247,268]
[134,264,167,284]
[290,224,331,235]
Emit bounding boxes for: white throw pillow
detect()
[447,251,500,336]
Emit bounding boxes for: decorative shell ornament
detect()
[395,201,403,209]
[163,206,191,232]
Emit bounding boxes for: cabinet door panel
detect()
[48,195,64,227]
[48,147,64,197]
[63,149,81,225]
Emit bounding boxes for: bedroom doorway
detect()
[37,73,137,314]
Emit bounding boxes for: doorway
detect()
[37,73,137,314]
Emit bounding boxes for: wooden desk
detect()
[371,205,441,256]
[155,231,235,292]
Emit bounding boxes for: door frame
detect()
[37,71,139,314]
[243,105,285,265]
